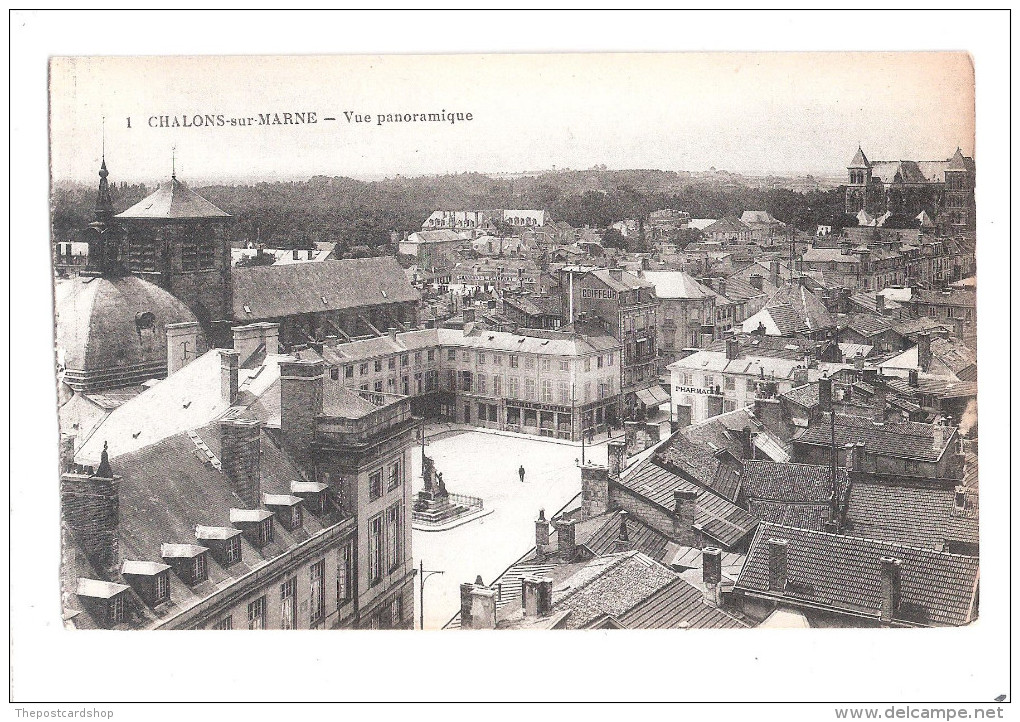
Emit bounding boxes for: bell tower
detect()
[845,146,871,215]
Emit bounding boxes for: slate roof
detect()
[844,482,979,551]
[704,216,752,235]
[588,268,655,291]
[794,414,956,463]
[909,289,976,308]
[615,577,747,629]
[116,177,230,220]
[739,460,848,504]
[735,523,979,626]
[574,510,671,561]
[232,257,420,320]
[763,284,835,332]
[846,313,897,338]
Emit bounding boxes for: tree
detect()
[602,228,626,249]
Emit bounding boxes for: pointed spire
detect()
[848,146,870,168]
[946,146,969,172]
[171,145,176,180]
[95,441,112,478]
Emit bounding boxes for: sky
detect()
[50,52,974,185]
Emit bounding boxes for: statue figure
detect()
[436,471,448,497]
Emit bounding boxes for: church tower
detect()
[942,147,975,233]
[845,146,872,215]
[115,165,233,346]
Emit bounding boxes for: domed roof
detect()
[55,275,199,392]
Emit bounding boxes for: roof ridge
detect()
[759,522,978,558]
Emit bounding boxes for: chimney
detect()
[702,546,722,586]
[607,440,627,480]
[717,278,727,297]
[60,433,76,473]
[673,488,699,547]
[818,378,833,411]
[609,268,624,281]
[872,383,887,422]
[862,368,878,384]
[749,273,764,291]
[908,369,919,387]
[166,321,201,376]
[219,418,263,507]
[387,327,397,343]
[60,443,120,577]
[767,538,788,593]
[876,293,886,314]
[280,359,325,462]
[555,518,576,560]
[879,556,902,623]
[916,333,932,372]
[580,464,609,520]
[462,308,476,323]
[468,586,497,630]
[770,260,781,288]
[617,509,631,545]
[522,575,553,618]
[725,338,740,361]
[844,441,863,473]
[213,348,241,407]
[535,509,550,558]
[459,582,477,629]
[232,322,280,365]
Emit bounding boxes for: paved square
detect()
[411,428,607,629]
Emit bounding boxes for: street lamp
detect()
[417,559,445,631]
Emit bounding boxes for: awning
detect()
[636,385,670,407]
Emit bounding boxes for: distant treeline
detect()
[51,169,852,256]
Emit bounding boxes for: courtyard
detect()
[411,426,610,630]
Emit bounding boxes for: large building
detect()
[845,147,975,232]
[319,324,622,440]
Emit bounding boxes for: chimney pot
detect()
[725,338,740,361]
[522,575,553,618]
[220,349,240,405]
[908,369,919,387]
[580,464,610,520]
[468,586,497,630]
[554,518,577,560]
[535,510,551,557]
[702,546,722,586]
[607,440,627,479]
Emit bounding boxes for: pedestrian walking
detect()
[519,464,526,483]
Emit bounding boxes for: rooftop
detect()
[116,176,230,220]
[793,414,958,463]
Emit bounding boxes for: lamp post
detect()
[417,559,444,631]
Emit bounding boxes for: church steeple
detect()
[85,152,126,277]
[94,157,114,222]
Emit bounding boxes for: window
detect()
[360,382,369,391]
[213,615,232,630]
[597,355,604,369]
[723,399,737,413]
[584,358,591,372]
[746,378,757,392]
[402,376,409,395]
[193,553,207,583]
[493,354,503,366]
[375,359,383,373]
[508,376,520,399]
[369,516,384,585]
[401,354,409,367]
[337,540,353,606]
[477,402,486,420]
[607,353,614,367]
[345,365,354,379]
[414,352,422,364]
[360,363,368,376]
[428,350,436,362]
[541,379,553,402]
[524,356,535,370]
[462,352,470,362]
[247,596,266,630]
[386,505,403,571]
[154,572,169,604]
[388,357,396,371]
[509,355,519,368]
[724,376,736,391]
[386,377,395,392]
[525,379,537,400]
[541,358,551,372]
[446,369,455,390]
[704,374,715,389]
[109,595,125,626]
[559,360,570,372]
[493,375,502,396]
[387,462,401,491]
[477,353,486,364]
[584,382,591,402]
[478,375,487,394]
[280,577,297,630]
[225,535,241,565]
[447,349,456,361]
[391,595,404,628]
[259,518,274,546]
[460,371,473,392]
[374,380,383,393]
[370,470,383,500]
[310,559,325,626]
[330,367,340,381]
[558,381,570,405]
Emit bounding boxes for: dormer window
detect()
[193,553,206,583]
[122,560,172,607]
[109,595,125,625]
[76,578,130,629]
[155,571,169,603]
[161,544,209,585]
[229,508,274,548]
[225,535,241,564]
[259,517,274,545]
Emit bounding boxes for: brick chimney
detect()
[535,509,550,558]
[908,369,919,387]
[459,581,477,629]
[232,322,280,365]
[876,293,886,314]
[60,442,120,578]
[702,546,722,585]
[879,556,902,623]
[725,338,740,361]
[468,586,497,629]
[673,488,699,546]
[580,464,609,520]
[60,433,76,473]
[916,332,932,373]
[166,321,201,376]
[767,538,788,593]
[770,260,781,288]
[818,377,833,411]
[220,349,240,405]
[280,359,325,462]
[219,418,262,508]
[522,575,553,618]
[607,440,627,479]
[555,518,576,560]
[872,382,887,422]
